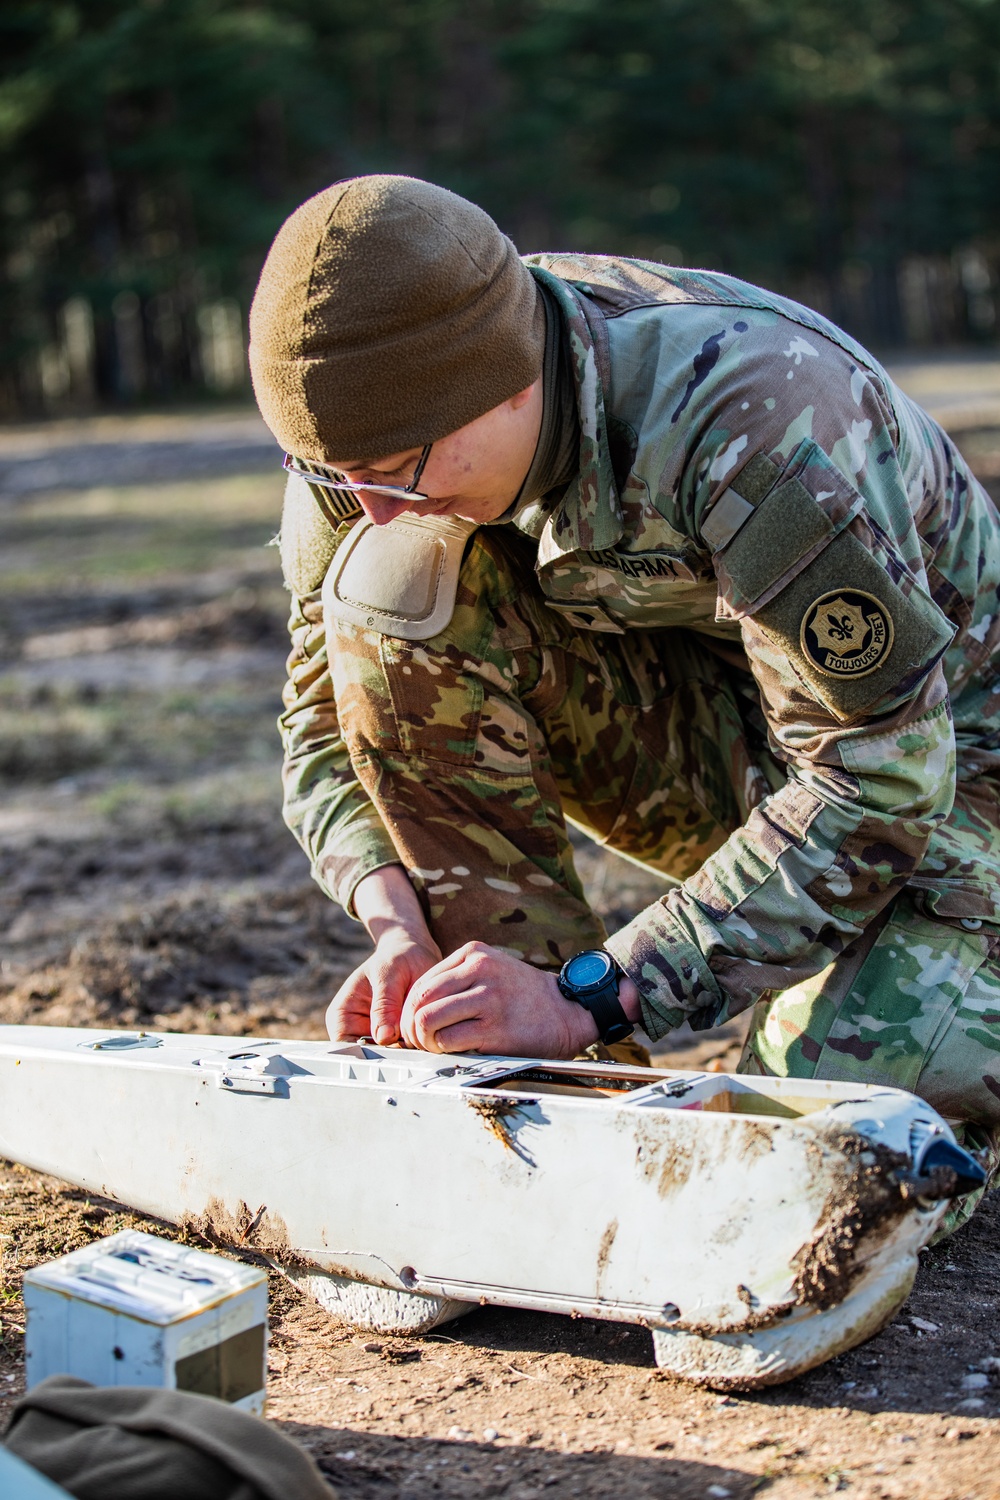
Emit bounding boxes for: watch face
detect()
[566,950,614,989]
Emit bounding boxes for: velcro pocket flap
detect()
[909,882,1000,925]
[711,439,867,619]
[323,514,478,641]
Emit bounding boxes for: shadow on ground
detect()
[279,1422,757,1500]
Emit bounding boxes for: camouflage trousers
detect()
[740,892,1000,1229]
[331,526,1000,1191]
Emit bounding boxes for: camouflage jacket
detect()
[281,255,1000,1036]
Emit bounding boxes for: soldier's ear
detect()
[509,379,542,410]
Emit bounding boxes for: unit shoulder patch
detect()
[754,527,955,721]
[800,589,894,679]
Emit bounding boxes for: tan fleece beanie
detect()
[249,175,546,464]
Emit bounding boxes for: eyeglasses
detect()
[282,444,433,502]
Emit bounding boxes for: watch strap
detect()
[582,983,633,1045]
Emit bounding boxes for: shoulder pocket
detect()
[708,439,865,615]
[753,535,954,721]
[909,883,1000,926]
[707,440,955,722]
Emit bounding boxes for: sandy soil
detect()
[2,372,1000,1496]
[2,1159,999,1499]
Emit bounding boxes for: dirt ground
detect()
[2,365,1000,1497]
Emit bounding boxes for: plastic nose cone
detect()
[917,1138,988,1197]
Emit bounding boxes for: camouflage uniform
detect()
[279,255,1000,1171]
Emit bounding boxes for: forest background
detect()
[4,0,1000,416]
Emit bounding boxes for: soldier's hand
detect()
[331,864,443,1044]
[326,931,443,1045]
[398,941,600,1057]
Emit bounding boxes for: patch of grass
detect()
[0,680,282,785]
[0,473,285,594]
[0,694,111,780]
[89,778,151,821]
[90,765,281,829]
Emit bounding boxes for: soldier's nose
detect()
[359,492,413,527]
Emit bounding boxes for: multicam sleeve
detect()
[279,587,401,917]
[605,344,958,1041]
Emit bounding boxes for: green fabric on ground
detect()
[3,1377,332,1500]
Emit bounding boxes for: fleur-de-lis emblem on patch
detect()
[801,588,894,680]
[812,597,870,657]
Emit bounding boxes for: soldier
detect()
[249,175,1000,1213]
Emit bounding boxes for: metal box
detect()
[24,1230,267,1413]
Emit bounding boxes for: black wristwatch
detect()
[556,949,634,1046]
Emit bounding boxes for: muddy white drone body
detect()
[0,1025,983,1389]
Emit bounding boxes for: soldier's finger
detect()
[371,1003,402,1045]
[410,942,495,993]
[325,966,374,1040]
[407,950,492,1007]
[402,990,483,1052]
[430,1018,487,1054]
[325,995,373,1041]
[369,958,417,1045]
[330,963,373,1006]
